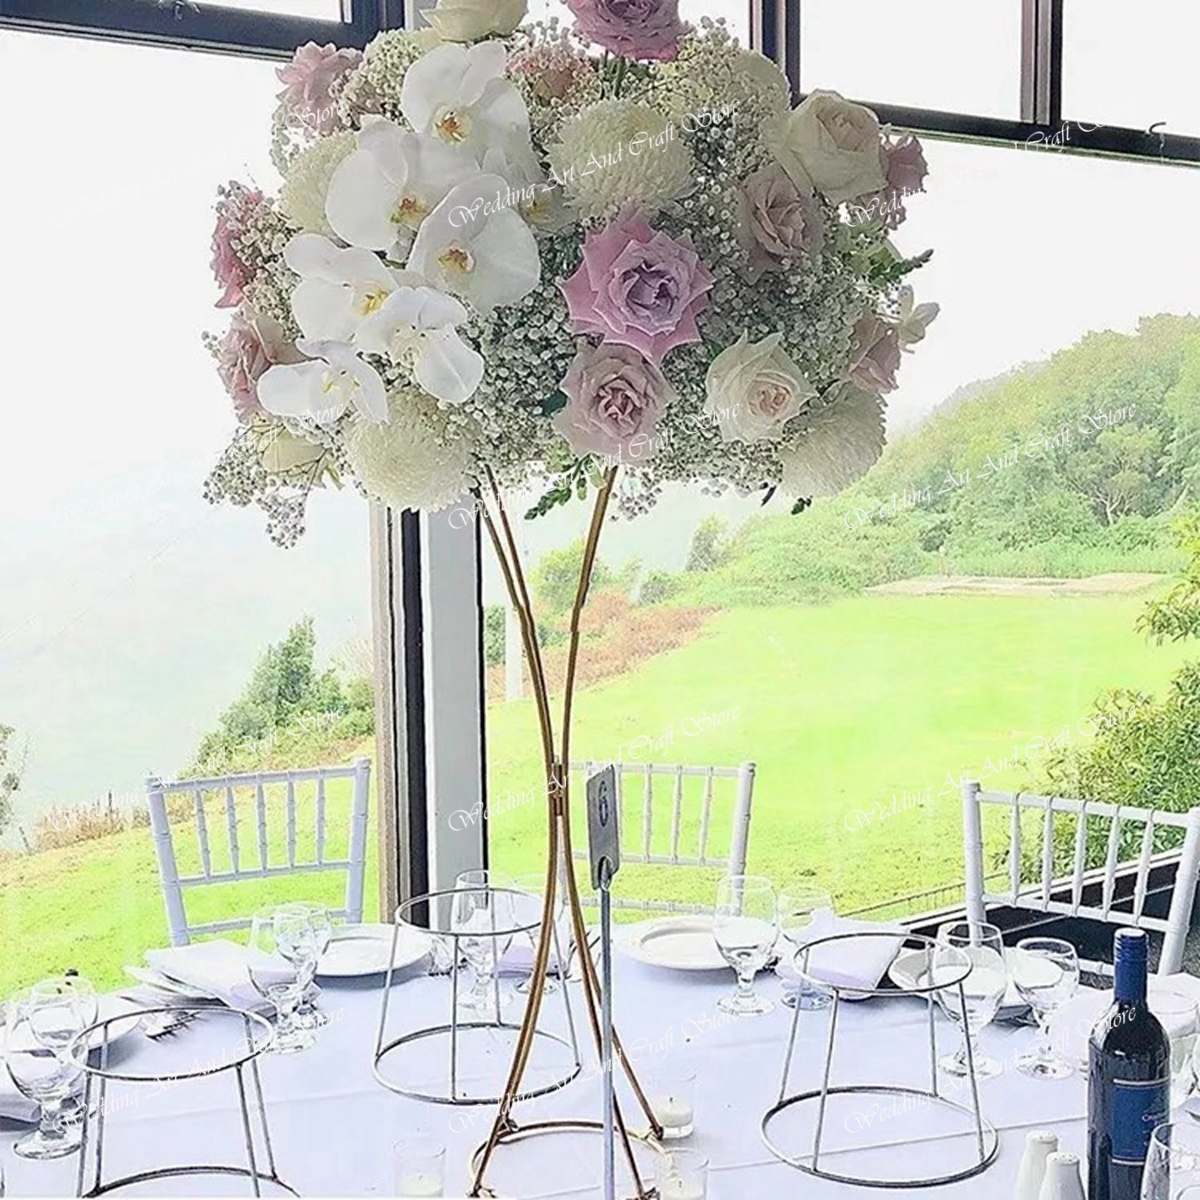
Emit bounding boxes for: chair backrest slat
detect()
[193,788,212,878]
[963,782,1200,976]
[145,759,371,946]
[670,765,684,863]
[225,785,240,876]
[1132,815,1157,922]
[641,765,653,858]
[698,768,715,863]
[1071,799,1090,914]
[1101,808,1124,918]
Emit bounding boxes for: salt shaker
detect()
[1036,1151,1085,1200]
[1015,1130,1058,1200]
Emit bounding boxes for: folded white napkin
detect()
[497,939,565,976]
[145,940,293,1012]
[778,916,906,995]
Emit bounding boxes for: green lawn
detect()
[487,589,1194,912]
[3,589,1191,996]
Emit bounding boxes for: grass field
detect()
[2,587,1192,996]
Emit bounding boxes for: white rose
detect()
[426,0,526,41]
[257,428,324,475]
[705,333,817,443]
[779,384,885,498]
[774,90,886,204]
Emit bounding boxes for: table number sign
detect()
[586,764,620,891]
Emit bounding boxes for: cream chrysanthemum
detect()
[549,100,694,222]
[345,389,477,512]
[281,132,356,237]
[779,385,885,498]
[339,28,443,124]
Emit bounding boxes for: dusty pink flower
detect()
[847,314,901,394]
[737,163,824,283]
[510,44,593,103]
[554,342,674,461]
[217,309,304,423]
[210,184,263,309]
[560,212,714,364]
[859,135,929,230]
[566,0,686,62]
[276,42,362,135]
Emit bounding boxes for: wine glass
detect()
[277,902,332,1031]
[1012,937,1079,1079]
[4,989,84,1159]
[713,875,779,1017]
[512,871,564,998]
[777,887,835,1011]
[246,906,315,1054]
[1141,1121,1200,1199]
[931,920,1007,1080]
[451,885,515,1016]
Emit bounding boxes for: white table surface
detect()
[0,954,1092,1199]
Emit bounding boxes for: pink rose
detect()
[847,314,901,394]
[554,342,675,461]
[217,310,303,423]
[566,0,686,62]
[737,163,824,283]
[510,45,593,103]
[276,42,362,136]
[860,135,929,230]
[210,190,261,310]
[560,212,714,365]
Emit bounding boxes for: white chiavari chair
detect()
[146,757,371,946]
[962,780,1200,975]
[569,760,756,915]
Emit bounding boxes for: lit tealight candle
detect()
[398,1172,443,1198]
[652,1094,695,1139]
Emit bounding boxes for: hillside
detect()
[676,314,1200,607]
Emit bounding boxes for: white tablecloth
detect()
[0,956,1090,1198]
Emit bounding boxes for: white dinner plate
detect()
[1,994,144,1060]
[318,923,433,978]
[613,916,728,972]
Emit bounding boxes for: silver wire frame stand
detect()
[760,931,1000,1189]
[373,888,582,1106]
[70,1005,288,1198]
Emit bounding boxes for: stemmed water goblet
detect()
[451,883,515,1017]
[1013,936,1080,1079]
[4,987,85,1159]
[713,874,779,1017]
[513,871,566,998]
[1141,1121,1200,1199]
[246,905,316,1054]
[778,887,835,1010]
[276,902,332,1031]
[931,920,1007,1080]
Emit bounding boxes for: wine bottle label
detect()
[1110,1076,1169,1165]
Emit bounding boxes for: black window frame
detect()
[0,0,405,55]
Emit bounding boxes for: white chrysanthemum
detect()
[549,100,694,221]
[345,387,476,511]
[281,132,356,237]
[779,385,885,498]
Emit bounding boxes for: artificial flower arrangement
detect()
[203,0,938,547]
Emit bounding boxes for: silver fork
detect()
[143,1010,198,1040]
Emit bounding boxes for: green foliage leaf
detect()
[540,390,569,417]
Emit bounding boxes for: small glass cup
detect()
[778,888,836,1010]
[393,1136,446,1198]
[656,1147,709,1200]
[647,1064,696,1140]
[1142,1121,1200,1199]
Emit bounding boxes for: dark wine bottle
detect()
[1087,928,1170,1200]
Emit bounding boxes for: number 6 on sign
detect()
[586,764,620,890]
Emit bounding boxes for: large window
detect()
[0,32,380,994]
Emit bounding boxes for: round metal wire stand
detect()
[373,888,582,1106]
[760,930,1000,1189]
[67,1005,287,1199]
[468,1119,669,1200]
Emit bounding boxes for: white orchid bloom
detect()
[401,41,531,163]
[896,285,940,351]
[324,119,477,256]
[356,286,485,405]
[407,174,540,314]
[481,138,570,234]
[284,233,421,342]
[258,339,389,426]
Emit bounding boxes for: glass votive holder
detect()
[648,1064,696,1140]
[656,1148,709,1200]
[393,1136,446,1198]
